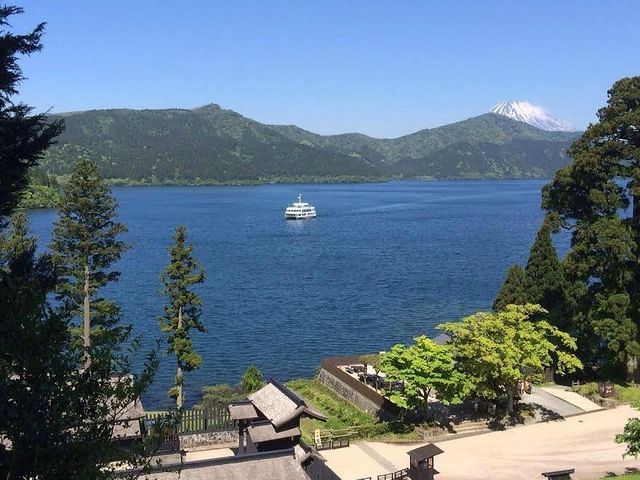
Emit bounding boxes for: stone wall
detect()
[317,368,395,420]
[179,429,238,450]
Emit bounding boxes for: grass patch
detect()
[286,378,420,443]
[615,385,640,405]
[572,382,640,406]
[601,474,640,479]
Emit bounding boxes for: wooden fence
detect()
[145,406,236,434]
[356,468,409,480]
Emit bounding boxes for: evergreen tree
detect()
[0,6,63,218]
[50,157,128,368]
[543,77,640,379]
[160,225,206,409]
[524,220,566,328]
[0,214,160,479]
[0,8,161,477]
[493,264,528,311]
[240,365,265,394]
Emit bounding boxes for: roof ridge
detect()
[269,378,305,407]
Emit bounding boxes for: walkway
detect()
[322,405,640,480]
[540,386,602,412]
[521,387,584,420]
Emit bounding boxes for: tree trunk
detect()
[83,263,91,369]
[632,190,640,384]
[506,386,515,416]
[422,389,431,420]
[176,306,183,409]
[627,355,638,383]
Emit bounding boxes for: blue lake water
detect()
[27,180,567,408]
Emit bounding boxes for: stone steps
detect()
[448,419,491,436]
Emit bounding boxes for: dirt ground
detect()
[322,405,640,480]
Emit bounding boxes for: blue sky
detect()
[12,0,640,137]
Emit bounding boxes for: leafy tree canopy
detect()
[439,304,582,414]
[542,77,640,377]
[381,336,471,418]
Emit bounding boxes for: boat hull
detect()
[285,213,317,220]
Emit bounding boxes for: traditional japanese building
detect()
[229,379,327,455]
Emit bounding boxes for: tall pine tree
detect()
[0,8,161,477]
[543,77,640,379]
[160,225,206,409]
[493,264,528,311]
[0,214,162,479]
[524,220,566,328]
[50,157,128,368]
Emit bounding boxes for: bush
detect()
[573,382,599,399]
[194,384,243,410]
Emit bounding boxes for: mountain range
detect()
[40,104,581,183]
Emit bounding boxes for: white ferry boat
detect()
[285,194,317,220]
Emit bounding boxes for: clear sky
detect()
[11,0,640,138]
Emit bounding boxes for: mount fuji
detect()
[490,100,571,132]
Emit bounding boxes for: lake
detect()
[27,180,567,408]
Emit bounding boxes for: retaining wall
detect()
[179,429,238,449]
[318,356,401,420]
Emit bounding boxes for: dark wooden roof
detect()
[247,421,301,443]
[117,448,311,480]
[407,443,444,462]
[229,401,259,420]
[248,379,327,427]
[541,469,575,478]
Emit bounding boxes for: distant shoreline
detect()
[23,175,551,210]
[103,175,551,188]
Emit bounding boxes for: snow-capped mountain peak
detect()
[490,100,570,132]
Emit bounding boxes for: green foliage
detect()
[493,264,528,311]
[439,304,582,414]
[542,77,640,378]
[39,106,577,183]
[50,157,128,364]
[240,365,265,394]
[573,382,600,399]
[381,336,471,418]
[195,384,243,410]
[0,6,63,218]
[524,221,566,326]
[17,168,61,209]
[0,213,161,479]
[286,378,377,431]
[0,8,160,478]
[616,417,640,458]
[159,225,206,408]
[286,379,419,442]
[18,183,60,209]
